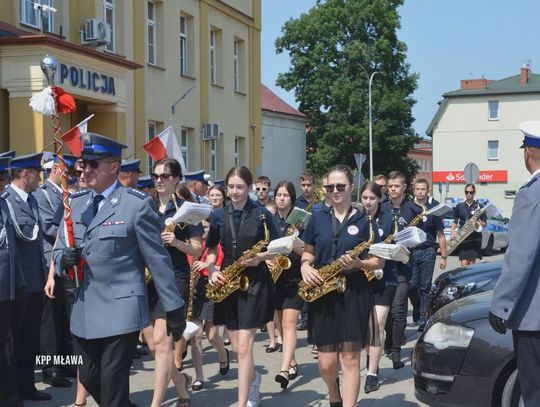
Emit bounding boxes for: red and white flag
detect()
[61,115,93,156]
[143,126,187,174]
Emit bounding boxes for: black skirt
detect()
[274,269,303,311]
[213,265,274,330]
[308,271,376,353]
[457,234,482,260]
[191,277,215,322]
[151,275,189,320]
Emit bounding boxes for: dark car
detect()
[413,291,522,407]
[429,261,502,316]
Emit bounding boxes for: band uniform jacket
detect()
[0,197,24,301]
[490,172,540,331]
[2,185,46,293]
[34,180,62,267]
[53,183,184,339]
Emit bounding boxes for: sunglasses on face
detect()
[465,190,475,195]
[80,159,116,169]
[256,187,268,192]
[323,183,348,193]
[151,173,172,181]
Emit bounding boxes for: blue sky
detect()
[261,0,540,138]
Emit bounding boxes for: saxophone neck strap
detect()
[227,202,249,259]
[330,206,353,261]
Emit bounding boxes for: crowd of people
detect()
[2,131,492,407]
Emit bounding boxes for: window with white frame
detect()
[210,30,217,84]
[181,128,189,168]
[147,2,156,64]
[180,16,188,75]
[488,140,499,160]
[104,0,115,52]
[210,139,217,179]
[488,100,499,120]
[148,121,156,174]
[233,40,240,91]
[234,137,240,166]
[21,0,54,31]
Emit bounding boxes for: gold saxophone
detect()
[186,262,199,320]
[446,204,487,255]
[270,254,292,283]
[304,189,323,213]
[298,215,375,302]
[206,214,270,303]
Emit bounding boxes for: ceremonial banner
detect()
[144,126,187,174]
[61,115,92,156]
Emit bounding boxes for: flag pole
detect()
[41,114,95,152]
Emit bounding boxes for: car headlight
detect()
[440,285,462,301]
[423,322,474,350]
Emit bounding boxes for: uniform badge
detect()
[378,228,384,237]
[347,225,359,235]
[423,216,428,222]
[111,197,119,205]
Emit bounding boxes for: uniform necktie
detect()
[93,195,105,217]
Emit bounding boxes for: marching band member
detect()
[272,181,304,389]
[208,184,226,210]
[143,157,203,406]
[360,181,395,393]
[206,166,280,407]
[296,172,315,209]
[451,183,487,266]
[300,165,383,407]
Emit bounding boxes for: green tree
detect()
[276,0,420,182]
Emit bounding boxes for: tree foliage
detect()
[276,0,420,182]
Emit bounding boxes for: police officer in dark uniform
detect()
[53,133,186,407]
[34,154,78,387]
[490,121,540,407]
[0,156,26,407]
[185,170,211,204]
[381,170,423,369]
[2,153,50,401]
[0,150,15,194]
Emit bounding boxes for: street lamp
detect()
[358,64,382,180]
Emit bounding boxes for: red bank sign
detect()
[432,170,508,183]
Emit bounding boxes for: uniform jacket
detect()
[490,172,540,331]
[0,198,25,301]
[53,182,184,339]
[2,185,46,293]
[34,180,62,267]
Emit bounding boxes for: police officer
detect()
[118,158,142,188]
[185,170,211,204]
[0,156,26,407]
[34,154,78,387]
[53,133,186,407]
[0,150,15,193]
[490,121,540,407]
[2,153,50,401]
[136,174,154,195]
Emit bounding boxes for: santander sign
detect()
[432,170,508,183]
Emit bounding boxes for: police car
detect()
[442,198,509,255]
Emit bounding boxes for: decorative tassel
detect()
[29,86,56,117]
[53,86,77,114]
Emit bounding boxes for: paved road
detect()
[29,252,505,406]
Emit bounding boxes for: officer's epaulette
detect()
[1,191,8,199]
[520,176,539,190]
[71,189,91,198]
[127,188,147,199]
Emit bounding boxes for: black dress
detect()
[273,212,304,311]
[206,200,279,330]
[301,207,379,353]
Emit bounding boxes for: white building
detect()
[260,84,307,188]
[427,66,540,216]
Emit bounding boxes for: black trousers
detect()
[385,275,409,352]
[17,291,43,393]
[74,331,139,407]
[513,330,540,407]
[0,294,24,403]
[41,276,70,374]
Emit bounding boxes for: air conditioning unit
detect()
[203,123,219,140]
[81,19,111,46]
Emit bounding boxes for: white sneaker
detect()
[247,371,261,407]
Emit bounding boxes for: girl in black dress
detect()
[206,166,279,407]
[301,165,383,407]
[272,181,304,389]
[143,158,204,407]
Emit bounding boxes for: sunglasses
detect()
[323,183,349,193]
[465,190,475,195]
[80,159,117,169]
[151,173,173,181]
[256,187,268,192]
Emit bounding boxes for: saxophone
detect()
[446,203,487,255]
[298,215,375,302]
[186,263,199,319]
[304,189,323,213]
[206,214,270,303]
[270,254,292,283]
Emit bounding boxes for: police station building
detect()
[0,0,262,179]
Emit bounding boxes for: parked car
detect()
[429,261,502,316]
[442,207,509,255]
[413,291,522,407]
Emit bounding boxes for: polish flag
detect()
[61,115,93,156]
[144,126,187,174]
